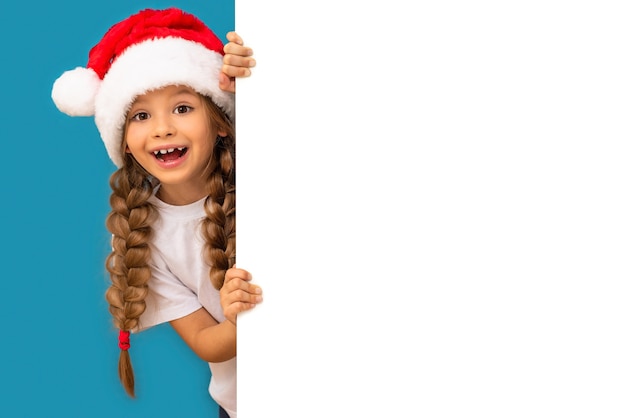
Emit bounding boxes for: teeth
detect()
[153,147,185,156]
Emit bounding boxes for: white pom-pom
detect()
[51,67,101,116]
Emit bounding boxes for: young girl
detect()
[51,8,261,418]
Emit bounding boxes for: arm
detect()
[169,267,262,362]
[170,308,237,363]
[219,32,256,93]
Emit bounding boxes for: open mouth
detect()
[153,147,188,162]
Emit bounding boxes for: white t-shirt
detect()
[135,193,236,418]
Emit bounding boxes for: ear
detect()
[217,129,227,138]
[125,145,131,153]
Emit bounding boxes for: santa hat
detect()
[51,8,234,168]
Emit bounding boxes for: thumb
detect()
[218,72,227,89]
[219,72,235,93]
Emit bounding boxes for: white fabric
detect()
[136,193,236,417]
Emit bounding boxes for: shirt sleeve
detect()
[134,249,203,332]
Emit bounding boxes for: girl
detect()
[51,8,260,418]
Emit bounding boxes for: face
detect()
[125,85,226,204]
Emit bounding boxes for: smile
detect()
[153,147,188,161]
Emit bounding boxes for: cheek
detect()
[124,127,144,155]
[124,139,138,155]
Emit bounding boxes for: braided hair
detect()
[104,95,235,397]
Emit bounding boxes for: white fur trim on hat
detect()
[94,37,234,168]
[51,67,101,116]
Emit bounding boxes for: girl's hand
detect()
[220,32,256,93]
[221,266,263,325]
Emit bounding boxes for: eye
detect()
[130,112,149,121]
[174,105,193,114]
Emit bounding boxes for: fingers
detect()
[225,266,252,283]
[223,276,262,305]
[222,63,252,79]
[221,268,263,324]
[219,32,256,93]
[223,33,253,59]
[224,287,263,310]
[226,31,243,45]
[222,55,256,77]
[222,31,255,78]
[223,43,254,59]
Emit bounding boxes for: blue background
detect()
[0,1,234,417]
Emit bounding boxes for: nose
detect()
[151,115,176,139]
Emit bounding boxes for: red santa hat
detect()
[51,8,235,168]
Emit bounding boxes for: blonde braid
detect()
[201,99,236,290]
[104,161,157,397]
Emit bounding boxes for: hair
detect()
[104,94,235,397]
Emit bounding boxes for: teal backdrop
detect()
[0,1,234,417]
